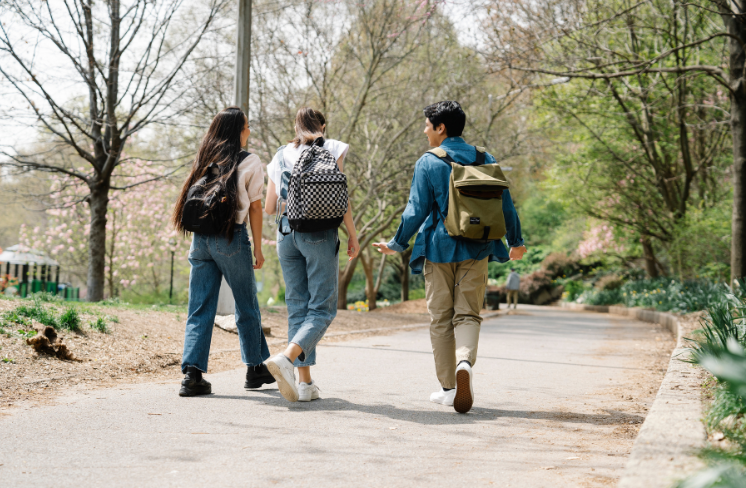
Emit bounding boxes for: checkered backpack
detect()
[286,137,348,232]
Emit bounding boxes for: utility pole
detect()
[217,0,252,315]
[235,0,252,117]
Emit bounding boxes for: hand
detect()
[254,248,264,269]
[509,245,527,261]
[347,235,360,261]
[372,242,397,256]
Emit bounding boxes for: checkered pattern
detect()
[286,144,349,222]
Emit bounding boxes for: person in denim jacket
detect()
[375,101,527,413]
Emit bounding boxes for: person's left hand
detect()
[372,242,397,255]
[254,248,265,269]
[347,235,360,261]
[509,245,527,261]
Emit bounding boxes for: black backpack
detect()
[286,138,348,232]
[181,151,250,235]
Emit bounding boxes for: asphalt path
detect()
[0,306,662,487]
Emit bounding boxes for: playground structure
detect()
[0,245,79,300]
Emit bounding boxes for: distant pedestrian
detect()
[263,107,360,402]
[506,269,520,309]
[172,106,271,397]
[374,101,526,413]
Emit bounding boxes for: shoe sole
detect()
[266,360,299,402]
[179,386,212,397]
[454,370,473,414]
[244,378,277,389]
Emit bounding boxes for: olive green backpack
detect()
[428,145,510,242]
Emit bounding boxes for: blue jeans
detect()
[181,224,269,373]
[277,227,339,367]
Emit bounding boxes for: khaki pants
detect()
[424,258,488,389]
[507,290,519,308]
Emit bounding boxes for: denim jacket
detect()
[387,137,524,274]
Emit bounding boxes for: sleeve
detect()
[502,189,525,248]
[330,140,349,161]
[387,156,433,252]
[246,157,265,203]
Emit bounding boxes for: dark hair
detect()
[423,101,466,137]
[172,106,246,240]
[291,107,326,147]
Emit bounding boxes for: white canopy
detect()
[0,245,59,266]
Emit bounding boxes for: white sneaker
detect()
[454,361,474,413]
[430,388,456,406]
[298,381,320,402]
[265,354,299,402]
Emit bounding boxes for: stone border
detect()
[561,303,705,487]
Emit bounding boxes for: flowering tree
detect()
[577,224,625,260]
[20,159,188,299]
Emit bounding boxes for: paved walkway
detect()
[0,306,663,487]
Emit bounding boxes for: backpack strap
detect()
[474,146,486,166]
[427,147,455,163]
[427,146,486,165]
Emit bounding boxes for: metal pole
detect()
[234,0,252,118]
[217,0,252,315]
[169,250,175,304]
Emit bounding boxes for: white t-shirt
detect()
[266,139,349,186]
[234,153,265,224]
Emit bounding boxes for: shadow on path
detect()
[207,391,645,427]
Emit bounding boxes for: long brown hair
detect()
[172,106,246,240]
[291,107,326,147]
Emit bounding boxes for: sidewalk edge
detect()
[561,303,705,487]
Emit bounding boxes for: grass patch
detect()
[58,307,81,331]
[13,299,59,328]
[89,317,109,334]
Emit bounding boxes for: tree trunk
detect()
[641,237,660,279]
[338,256,359,309]
[727,12,746,285]
[400,248,412,301]
[86,179,109,302]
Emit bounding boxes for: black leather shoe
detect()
[245,363,276,389]
[179,366,212,397]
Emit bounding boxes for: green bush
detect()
[571,278,732,314]
[563,280,586,302]
[59,307,81,331]
[89,317,109,333]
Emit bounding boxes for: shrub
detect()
[542,252,578,276]
[89,317,109,333]
[595,274,624,291]
[563,280,586,302]
[58,307,81,331]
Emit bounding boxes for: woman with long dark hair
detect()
[263,107,359,402]
[172,106,273,397]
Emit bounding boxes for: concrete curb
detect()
[561,303,705,487]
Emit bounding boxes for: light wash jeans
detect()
[277,226,339,367]
[181,223,269,373]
